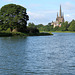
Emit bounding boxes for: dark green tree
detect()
[0,4,29,32]
[60,21,69,31]
[48,23,51,26]
[36,24,44,31]
[28,22,35,28]
[68,20,75,31]
[53,26,59,31]
[49,25,53,31]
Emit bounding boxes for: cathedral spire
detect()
[59,5,62,17]
[57,12,58,17]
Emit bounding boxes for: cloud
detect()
[27,11,45,19]
[62,2,74,10]
[27,11,45,24]
[61,2,75,22]
[27,2,75,25]
[27,10,57,18]
[65,14,70,17]
[27,10,57,25]
[64,13,75,22]
[29,4,41,8]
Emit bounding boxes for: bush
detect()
[25,27,39,33]
[6,28,11,32]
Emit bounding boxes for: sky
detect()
[0,0,75,25]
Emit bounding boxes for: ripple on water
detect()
[0,33,75,75]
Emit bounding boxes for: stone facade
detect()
[51,5,64,28]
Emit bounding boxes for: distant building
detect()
[51,5,64,28]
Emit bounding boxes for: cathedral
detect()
[51,5,64,28]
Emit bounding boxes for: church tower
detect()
[56,5,64,23]
[57,12,58,18]
[59,5,62,17]
[51,5,64,28]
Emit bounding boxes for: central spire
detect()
[57,12,58,17]
[59,5,61,17]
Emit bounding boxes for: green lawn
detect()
[40,31,75,33]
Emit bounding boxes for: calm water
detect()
[0,33,75,75]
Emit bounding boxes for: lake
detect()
[0,33,75,75]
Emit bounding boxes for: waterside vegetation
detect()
[0,31,53,37]
[28,20,75,32]
[0,4,53,37]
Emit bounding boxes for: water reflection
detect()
[0,33,75,75]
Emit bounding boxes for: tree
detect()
[49,25,53,31]
[60,21,69,31]
[53,26,59,31]
[28,22,35,28]
[0,4,29,32]
[36,24,44,31]
[68,20,75,31]
[48,23,51,26]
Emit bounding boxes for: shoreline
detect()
[0,31,53,37]
[40,31,75,33]
[51,31,75,33]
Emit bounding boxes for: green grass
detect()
[0,31,27,37]
[0,31,53,37]
[0,31,12,37]
[40,31,75,33]
[51,31,75,33]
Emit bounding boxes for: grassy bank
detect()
[40,31,75,33]
[51,31,75,33]
[0,32,12,37]
[0,31,26,37]
[0,31,53,37]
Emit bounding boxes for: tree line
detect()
[28,20,75,31]
[0,4,75,33]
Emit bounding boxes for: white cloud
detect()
[62,2,74,10]
[65,14,70,17]
[61,2,75,22]
[27,11,57,25]
[27,11,45,24]
[27,10,57,18]
[29,4,41,8]
[27,11,45,19]
[64,13,75,22]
